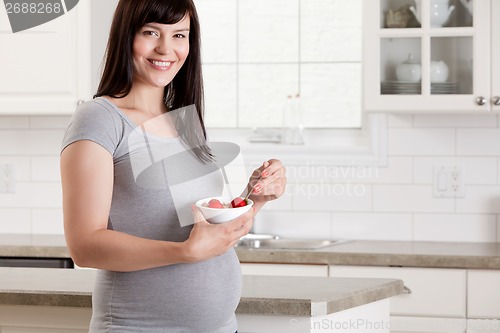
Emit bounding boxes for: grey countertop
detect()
[1,234,500,269]
[0,267,402,316]
[0,234,69,258]
[235,240,500,269]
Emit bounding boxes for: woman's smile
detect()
[148,59,174,71]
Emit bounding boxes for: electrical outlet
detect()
[0,164,16,193]
[433,165,465,198]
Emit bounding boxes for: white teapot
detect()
[409,0,456,27]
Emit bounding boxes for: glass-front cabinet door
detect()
[363,0,493,113]
[492,0,500,112]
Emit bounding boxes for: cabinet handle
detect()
[476,96,487,106]
[403,286,412,294]
[493,96,500,106]
[77,99,85,106]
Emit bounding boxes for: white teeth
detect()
[152,60,171,67]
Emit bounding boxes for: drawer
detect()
[467,270,500,319]
[329,265,466,318]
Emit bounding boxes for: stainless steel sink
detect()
[236,237,347,250]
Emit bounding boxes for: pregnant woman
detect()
[60,0,287,332]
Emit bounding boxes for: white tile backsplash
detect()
[0,130,65,155]
[31,156,61,182]
[413,214,497,242]
[387,114,413,128]
[30,116,71,129]
[32,209,64,234]
[0,156,30,181]
[413,115,497,128]
[457,129,500,156]
[2,114,500,241]
[456,186,500,214]
[292,183,372,212]
[373,185,455,213]
[0,209,31,233]
[388,128,456,156]
[0,117,29,129]
[331,213,412,241]
[253,211,331,239]
[413,157,498,185]
[0,183,62,208]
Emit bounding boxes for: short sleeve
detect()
[61,100,121,155]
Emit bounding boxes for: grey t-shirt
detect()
[61,97,241,333]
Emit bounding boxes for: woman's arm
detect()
[61,140,253,272]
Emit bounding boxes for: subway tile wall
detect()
[1,114,500,242]
[254,114,500,243]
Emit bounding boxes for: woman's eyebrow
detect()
[142,23,190,32]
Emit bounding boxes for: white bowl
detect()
[195,196,254,224]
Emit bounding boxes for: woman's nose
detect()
[155,38,172,55]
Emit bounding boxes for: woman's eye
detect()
[174,34,186,39]
[143,30,159,37]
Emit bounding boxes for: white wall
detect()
[1,114,499,243]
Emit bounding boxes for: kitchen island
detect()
[2,235,500,332]
[0,267,402,333]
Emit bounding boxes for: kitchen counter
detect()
[236,240,500,269]
[1,234,500,269]
[0,234,69,258]
[0,267,402,317]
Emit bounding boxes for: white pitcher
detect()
[409,0,456,27]
[408,0,422,24]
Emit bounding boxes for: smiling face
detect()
[132,15,190,88]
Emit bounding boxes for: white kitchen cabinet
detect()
[0,2,91,115]
[329,265,466,333]
[240,263,328,277]
[363,0,500,113]
[467,319,500,333]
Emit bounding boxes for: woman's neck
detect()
[119,83,167,117]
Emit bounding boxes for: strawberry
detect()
[230,197,247,208]
[208,199,224,209]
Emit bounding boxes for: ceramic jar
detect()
[430,60,449,82]
[396,53,421,82]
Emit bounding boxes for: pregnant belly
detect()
[92,250,242,331]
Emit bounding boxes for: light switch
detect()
[437,171,448,191]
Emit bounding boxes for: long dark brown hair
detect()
[95,0,212,162]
